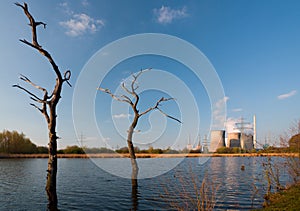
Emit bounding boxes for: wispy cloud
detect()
[60,13,104,37]
[153,5,188,24]
[277,90,297,100]
[59,2,73,15]
[226,118,240,133]
[103,137,111,142]
[59,2,104,37]
[226,117,253,134]
[212,96,229,129]
[82,0,89,7]
[232,108,243,112]
[82,136,111,143]
[113,113,131,119]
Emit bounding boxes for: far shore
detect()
[0,152,299,159]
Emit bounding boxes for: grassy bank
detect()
[1,153,299,159]
[254,183,300,210]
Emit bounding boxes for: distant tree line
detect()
[2,130,299,155]
[58,146,115,154]
[0,130,196,154]
[0,130,47,154]
[216,147,249,154]
[115,146,200,154]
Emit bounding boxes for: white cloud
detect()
[59,2,74,15]
[82,0,89,7]
[113,113,131,119]
[232,108,243,112]
[103,137,111,142]
[217,96,229,108]
[224,96,230,103]
[277,90,297,100]
[153,5,188,24]
[59,2,68,7]
[60,13,104,37]
[85,136,98,141]
[226,117,253,134]
[226,118,240,133]
[212,96,229,129]
[82,136,111,143]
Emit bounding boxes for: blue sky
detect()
[0,0,299,149]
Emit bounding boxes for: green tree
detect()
[0,130,37,154]
[63,145,85,154]
[289,134,300,152]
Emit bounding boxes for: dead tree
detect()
[14,3,71,210]
[98,69,181,180]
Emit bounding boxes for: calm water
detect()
[0,157,292,210]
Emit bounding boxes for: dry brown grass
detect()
[162,168,220,211]
[1,152,298,159]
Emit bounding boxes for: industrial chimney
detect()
[253,115,257,149]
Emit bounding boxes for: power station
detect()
[209,130,226,152]
[209,115,257,152]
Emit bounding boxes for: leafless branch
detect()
[19,74,49,96]
[139,97,182,123]
[16,2,65,84]
[97,87,132,104]
[121,82,134,95]
[120,95,133,104]
[98,68,180,181]
[12,84,44,102]
[157,107,182,123]
[30,103,43,112]
[35,21,47,28]
[99,69,181,123]
[15,3,70,207]
[63,70,72,87]
[15,2,40,46]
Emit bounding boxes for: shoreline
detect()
[0,152,298,159]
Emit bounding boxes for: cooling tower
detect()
[228,132,241,148]
[242,134,254,151]
[209,130,225,152]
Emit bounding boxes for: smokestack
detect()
[253,115,257,149]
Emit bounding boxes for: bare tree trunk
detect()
[98,69,180,211]
[127,118,139,211]
[46,123,58,210]
[45,92,61,209]
[127,113,139,178]
[15,3,71,210]
[127,125,139,179]
[131,178,138,211]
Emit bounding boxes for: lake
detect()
[0,157,292,210]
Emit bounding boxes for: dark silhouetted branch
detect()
[15,2,71,208]
[139,97,181,123]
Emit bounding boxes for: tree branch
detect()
[19,74,48,94]
[30,103,43,112]
[97,87,132,104]
[156,107,182,123]
[13,84,44,103]
[13,82,50,123]
[16,2,64,85]
[121,82,134,95]
[120,95,133,104]
[15,2,40,46]
[63,70,72,87]
[139,97,182,123]
[99,69,181,123]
